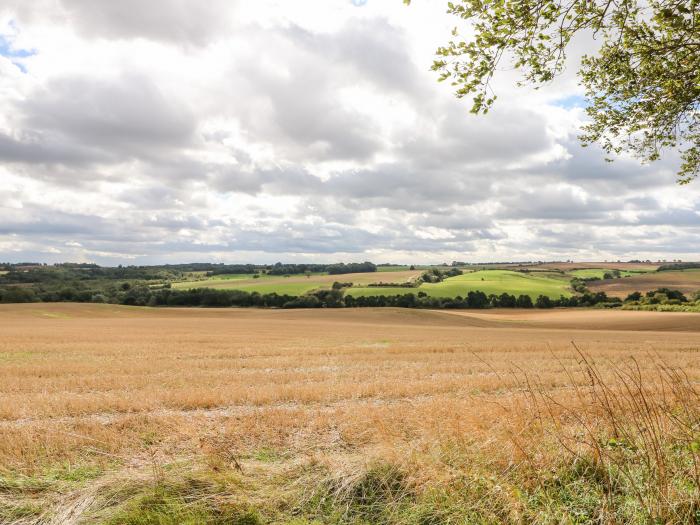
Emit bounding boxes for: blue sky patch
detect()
[551,94,587,109]
[0,32,36,73]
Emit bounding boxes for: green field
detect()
[172,275,324,295]
[568,268,631,279]
[172,270,422,295]
[347,270,572,299]
[377,265,412,272]
[208,281,322,295]
[567,268,652,279]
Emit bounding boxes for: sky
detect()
[0,0,698,265]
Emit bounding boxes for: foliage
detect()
[266,261,377,276]
[424,0,700,182]
[420,267,463,283]
[327,261,377,275]
[657,262,700,272]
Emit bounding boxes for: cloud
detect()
[2,0,237,46]
[22,74,195,157]
[0,2,699,264]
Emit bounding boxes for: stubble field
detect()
[2,304,700,524]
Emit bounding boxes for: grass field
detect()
[349,269,572,299]
[2,303,700,523]
[172,270,421,294]
[589,269,700,297]
[567,268,638,279]
[169,265,699,302]
[376,265,414,272]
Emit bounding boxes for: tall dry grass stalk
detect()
[512,342,700,522]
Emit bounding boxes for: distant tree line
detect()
[327,262,377,274]
[208,264,259,276]
[0,284,621,310]
[624,288,697,305]
[0,261,380,285]
[265,261,377,275]
[656,262,700,272]
[0,265,183,284]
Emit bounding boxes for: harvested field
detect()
[531,262,660,271]
[2,303,700,524]
[589,269,700,297]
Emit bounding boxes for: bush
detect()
[0,287,38,303]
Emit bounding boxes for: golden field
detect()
[1,304,700,524]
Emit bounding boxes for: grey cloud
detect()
[499,185,619,221]
[0,73,198,186]
[402,103,554,170]
[3,2,700,263]
[209,166,323,195]
[0,132,103,165]
[532,139,679,191]
[23,74,195,155]
[633,208,700,227]
[223,21,428,164]
[285,20,422,98]
[2,0,238,45]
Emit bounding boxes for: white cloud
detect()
[0,1,698,265]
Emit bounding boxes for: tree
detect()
[415,0,700,183]
[535,295,554,308]
[516,294,534,308]
[625,291,643,302]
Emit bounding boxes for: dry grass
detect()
[1,304,700,524]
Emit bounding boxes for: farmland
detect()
[567,268,642,279]
[172,270,421,294]
[532,262,660,272]
[2,303,700,523]
[589,268,700,298]
[172,269,574,299]
[3,262,700,313]
[170,263,683,302]
[349,269,572,299]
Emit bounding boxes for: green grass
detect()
[173,269,572,300]
[348,270,571,300]
[568,268,638,279]
[208,274,258,281]
[102,484,261,525]
[205,281,322,295]
[172,274,326,295]
[171,270,421,295]
[377,266,415,272]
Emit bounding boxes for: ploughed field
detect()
[2,304,700,524]
[589,268,700,298]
